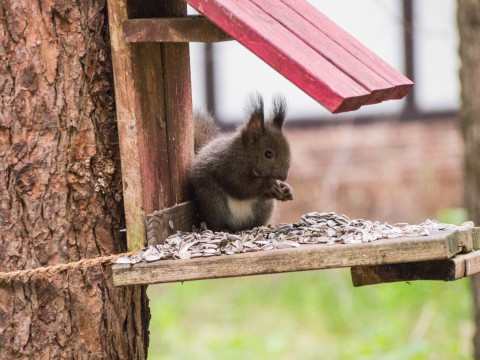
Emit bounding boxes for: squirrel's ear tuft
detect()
[271,94,287,129]
[243,93,265,144]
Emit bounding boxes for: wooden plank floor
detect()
[112,228,478,286]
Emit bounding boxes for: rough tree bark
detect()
[0,1,149,359]
[458,0,480,358]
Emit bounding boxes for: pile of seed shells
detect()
[116,212,475,265]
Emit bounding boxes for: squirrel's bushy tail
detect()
[193,110,221,153]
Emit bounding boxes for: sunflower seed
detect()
[277,241,300,249]
[462,221,475,229]
[115,257,132,264]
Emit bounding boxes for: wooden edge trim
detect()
[146,201,196,245]
[123,16,234,43]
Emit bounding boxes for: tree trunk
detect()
[0,1,149,359]
[458,0,480,358]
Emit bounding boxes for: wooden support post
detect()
[351,251,480,287]
[107,0,149,250]
[351,257,465,287]
[107,0,193,250]
[161,24,194,207]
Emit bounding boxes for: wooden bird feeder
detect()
[106,0,480,287]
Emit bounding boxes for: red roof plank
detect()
[250,0,395,103]
[281,0,413,100]
[188,0,370,113]
[187,0,412,113]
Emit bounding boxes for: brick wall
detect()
[275,119,463,225]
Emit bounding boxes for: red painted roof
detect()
[187,0,413,113]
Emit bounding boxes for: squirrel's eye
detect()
[264,150,274,159]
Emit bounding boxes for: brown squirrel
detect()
[189,94,293,232]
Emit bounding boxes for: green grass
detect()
[437,208,469,226]
[147,270,473,360]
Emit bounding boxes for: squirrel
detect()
[189,94,293,233]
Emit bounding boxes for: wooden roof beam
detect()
[123,16,233,43]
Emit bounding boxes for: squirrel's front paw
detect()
[266,181,285,200]
[266,181,293,201]
[279,181,293,201]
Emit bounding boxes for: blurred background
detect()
[148,1,473,359]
